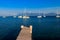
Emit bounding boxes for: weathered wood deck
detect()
[16,27,31,40]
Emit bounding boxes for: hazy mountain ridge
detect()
[0,7,60,16]
[17,13,60,16]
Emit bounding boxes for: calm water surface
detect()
[0,16,60,40]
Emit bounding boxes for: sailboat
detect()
[23,8,30,19]
[37,16,42,18]
[37,12,42,18]
[43,12,46,17]
[56,9,60,18]
[13,16,16,18]
[18,16,22,18]
[3,16,6,18]
[56,15,60,18]
[18,12,23,18]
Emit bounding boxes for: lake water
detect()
[0,16,60,40]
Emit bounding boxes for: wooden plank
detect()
[16,27,31,40]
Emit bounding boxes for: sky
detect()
[0,0,60,16]
[0,0,60,9]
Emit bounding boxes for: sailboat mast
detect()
[24,8,26,16]
[56,8,60,18]
[43,10,46,17]
[57,8,58,16]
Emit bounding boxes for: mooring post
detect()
[21,25,24,29]
[30,25,32,34]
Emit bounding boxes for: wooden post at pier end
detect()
[30,25,32,34]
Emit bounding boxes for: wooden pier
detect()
[16,25,32,40]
